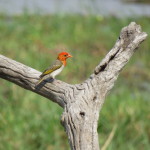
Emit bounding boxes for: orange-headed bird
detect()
[36,52,72,86]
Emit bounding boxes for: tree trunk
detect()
[0,22,147,150]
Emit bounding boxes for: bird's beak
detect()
[68,54,73,58]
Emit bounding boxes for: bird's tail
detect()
[35,77,54,89]
[35,78,44,87]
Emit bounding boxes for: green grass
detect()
[0,14,150,150]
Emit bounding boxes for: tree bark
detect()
[0,22,147,150]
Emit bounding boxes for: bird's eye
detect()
[64,55,67,57]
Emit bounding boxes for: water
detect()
[0,0,150,17]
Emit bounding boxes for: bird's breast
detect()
[50,65,64,78]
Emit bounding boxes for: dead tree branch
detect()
[0,22,147,150]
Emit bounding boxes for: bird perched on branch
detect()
[36,52,72,87]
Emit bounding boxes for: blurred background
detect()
[0,0,150,150]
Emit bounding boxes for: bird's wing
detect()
[40,60,63,78]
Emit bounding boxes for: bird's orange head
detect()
[57,52,72,66]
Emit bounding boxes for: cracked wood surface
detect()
[0,22,147,150]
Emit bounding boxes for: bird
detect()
[36,52,72,87]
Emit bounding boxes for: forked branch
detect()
[0,22,147,150]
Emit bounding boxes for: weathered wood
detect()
[0,22,147,150]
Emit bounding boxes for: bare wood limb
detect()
[0,22,147,150]
[92,22,147,104]
[0,55,72,107]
